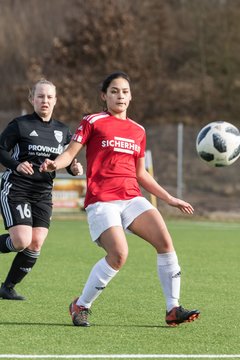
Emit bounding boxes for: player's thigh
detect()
[99,226,128,256]
[128,208,174,253]
[1,197,33,249]
[86,201,129,268]
[28,201,51,250]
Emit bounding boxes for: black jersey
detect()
[0,112,72,198]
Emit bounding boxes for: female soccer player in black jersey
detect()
[0,79,82,300]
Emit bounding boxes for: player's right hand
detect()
[39,159,57,172]
[167,196,194,215]
[17,161,34,175]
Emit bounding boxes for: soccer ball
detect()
[196,121,240,167]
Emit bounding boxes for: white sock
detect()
[157,251,181,312]
[77,257,118,308]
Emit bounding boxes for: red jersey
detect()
[72,112,146,207]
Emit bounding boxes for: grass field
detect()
[0,216,240,360]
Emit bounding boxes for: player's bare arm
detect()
[40,140,83,173]
[136,157,194,214]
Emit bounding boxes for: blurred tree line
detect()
[1,0,240,127]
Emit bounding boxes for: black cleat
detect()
[0,283,26,300]
[166,305,200,326]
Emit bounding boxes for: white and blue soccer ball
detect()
[196,121,240,167]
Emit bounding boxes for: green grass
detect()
[0,217,240,359]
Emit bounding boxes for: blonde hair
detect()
[28,79,56,101]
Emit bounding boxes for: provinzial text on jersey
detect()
[28,144,63,154]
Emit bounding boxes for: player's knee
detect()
[111,250,128,270]
[31,231,48,251]
[153,234,174,253]
[12,238,31,251]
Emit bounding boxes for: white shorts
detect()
[85,196,154,242]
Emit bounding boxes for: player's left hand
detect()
[70,158,83,176]
[167,196,194,215]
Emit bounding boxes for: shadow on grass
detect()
[0,321,174,329]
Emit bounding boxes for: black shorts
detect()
[0,198,52,230]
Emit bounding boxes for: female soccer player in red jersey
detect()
[40,71,200,326]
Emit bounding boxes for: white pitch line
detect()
[0,356,238,359]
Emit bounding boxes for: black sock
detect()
[0,234,17,253]
[4,249,40,286]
